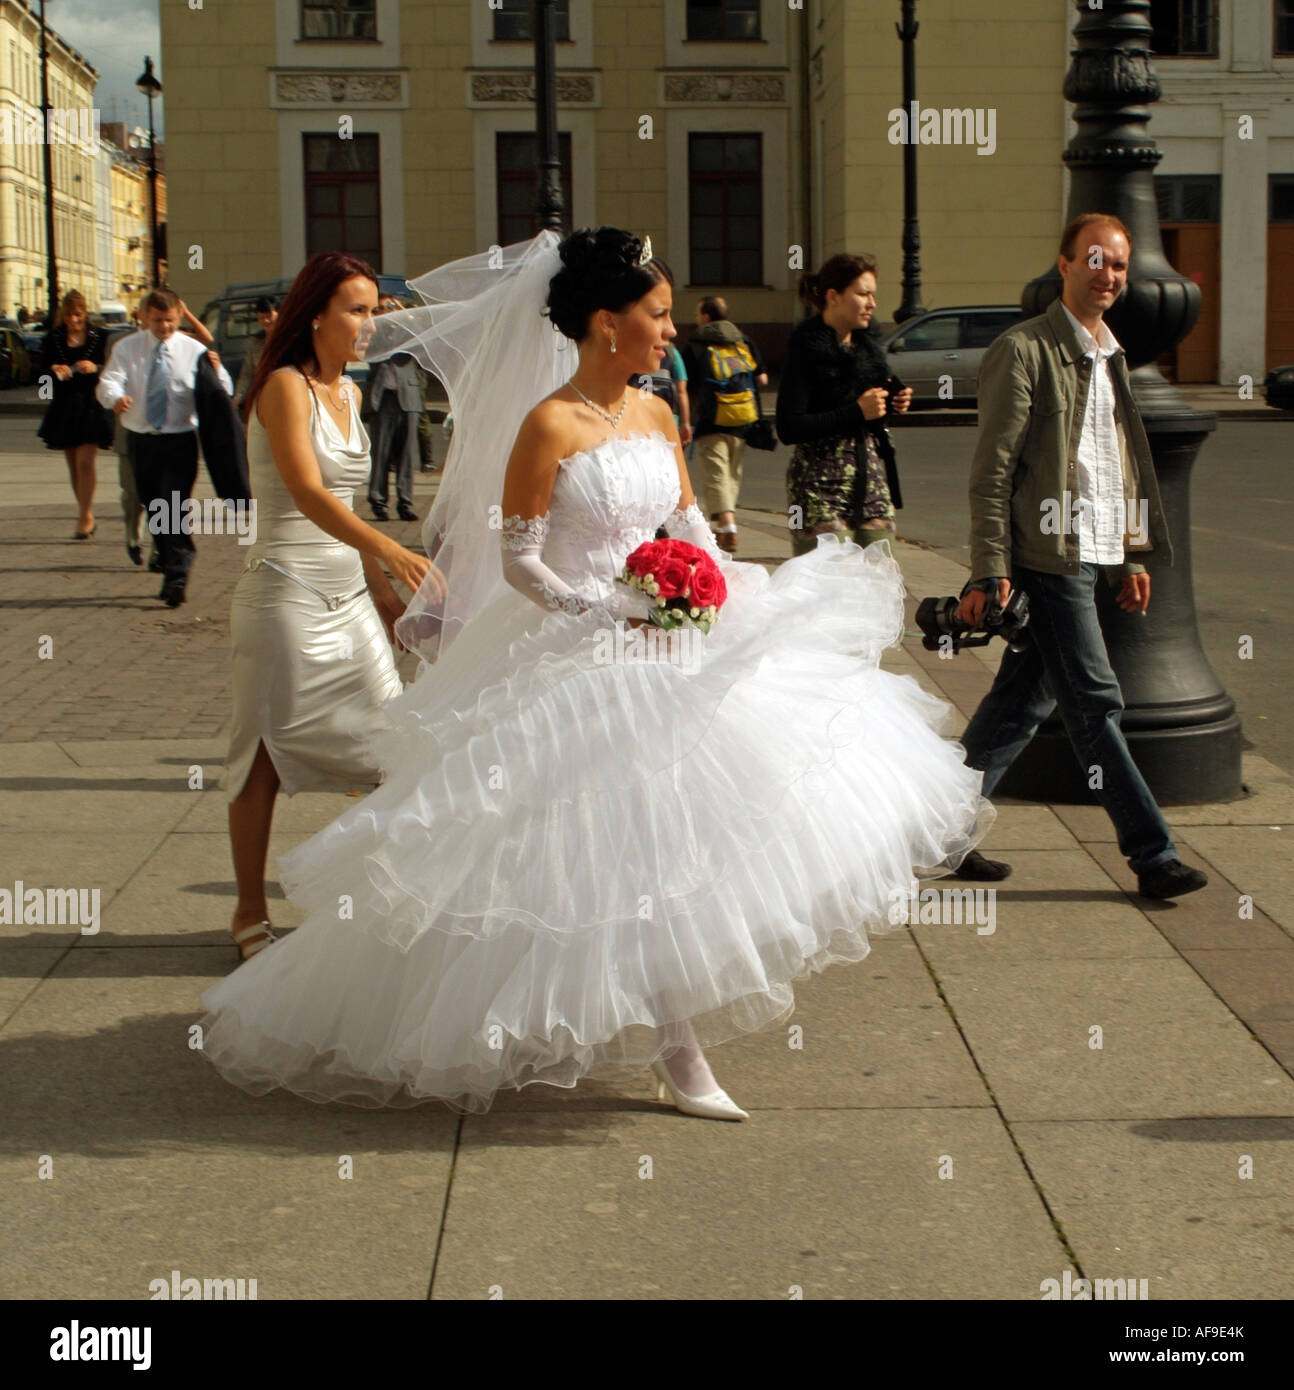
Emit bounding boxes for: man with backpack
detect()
[681,297,767,554]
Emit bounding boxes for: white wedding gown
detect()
[199,427,992,1110]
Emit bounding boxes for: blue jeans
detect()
[960,563,1177,875]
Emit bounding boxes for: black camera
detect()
[915,583,1030,654]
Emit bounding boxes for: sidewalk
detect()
[2,462,1292,1301]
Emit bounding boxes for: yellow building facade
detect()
[161,0,1072,361]
[0,0,101,316]
[110,156,149,304]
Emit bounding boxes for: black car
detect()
[199,274,412,387]
[1263,366,1294,412]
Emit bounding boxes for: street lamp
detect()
[38,0,58,326]
[532,0,565,233]
[892,0,926,323]
[135,56,162,287]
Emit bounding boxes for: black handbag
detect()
[744,415,776,451]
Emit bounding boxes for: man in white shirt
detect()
[97,288,233,607]
[952,213,1206,902]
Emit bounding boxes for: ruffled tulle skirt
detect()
[198,535,993,1110]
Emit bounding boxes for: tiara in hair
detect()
[636,236,653,267]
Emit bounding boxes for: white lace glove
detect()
[500,513,654,622]
[662,501,727,562]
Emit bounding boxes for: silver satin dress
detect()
[224,379,402,802]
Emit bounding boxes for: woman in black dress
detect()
[38,290,114,539]
[775,253,912,557]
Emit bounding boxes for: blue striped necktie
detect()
[145,340,169,430]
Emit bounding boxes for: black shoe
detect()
[161,580,186,608]
[371,504,389,521]
[397,506,418,521]
[946,848,1013,881]
[1137,859,1207,900]
[127,544,143,566]
[147,552,163,573]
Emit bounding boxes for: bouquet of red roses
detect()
[620,539,728,634]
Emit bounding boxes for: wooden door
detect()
[1268,225,1294,371]
[1160,224,1220,383]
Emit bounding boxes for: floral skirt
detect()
[787,431,894,551]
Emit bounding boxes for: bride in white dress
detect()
[198,227,993,1121]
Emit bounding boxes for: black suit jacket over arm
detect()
[194,351,251,502]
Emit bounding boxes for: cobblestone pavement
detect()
[0,493,430,744]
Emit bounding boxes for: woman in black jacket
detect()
[37,289,114,539]
[775,253,911,557]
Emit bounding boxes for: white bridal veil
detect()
[365,229,575,662]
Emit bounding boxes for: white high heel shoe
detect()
[650,1059,749,1122]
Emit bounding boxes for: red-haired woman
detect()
[37,289,114,538]
[225,251,444,962]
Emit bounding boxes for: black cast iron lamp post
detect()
[893,0,926,324]
[135,56,162,287]
[532,0,565,233]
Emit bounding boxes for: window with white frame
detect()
[300,0,377,41]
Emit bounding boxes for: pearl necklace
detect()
[568,380,629,426]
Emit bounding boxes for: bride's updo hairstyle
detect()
[545,226,672,341]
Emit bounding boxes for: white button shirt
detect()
[96,328,233,435]
[1061,303,1125,565]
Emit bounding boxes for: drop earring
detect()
[610,336,617,355]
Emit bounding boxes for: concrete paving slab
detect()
[0,943,66,1022]
[0,742,80,775]
[1178,951,1294,1025]
[0,1109,454,1299]
[1051,804,1118,842]
[0,945,331,1132]
[1029,757,1293,843]
[1174,827,1294,934]
[1255,1023,1294,1072]
[1013,1118,1294,1300]
[1,831,163,949]
[491,934,993,1115]
[1084,840,1294,952]
[0,767,199,835]
[914,850,1175,962]
[930,956,1294,1121]
[54,739,232,769]
[1159,754,1294,826]
[976,805,1083,851]
[81,831,311,943]
[434,1108,1063,1299]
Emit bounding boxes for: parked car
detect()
[1263,366,1294,412]
[199,274,412,389]
[102,323,141,363]
[880,305,1023,407]
[0,325,35,387]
